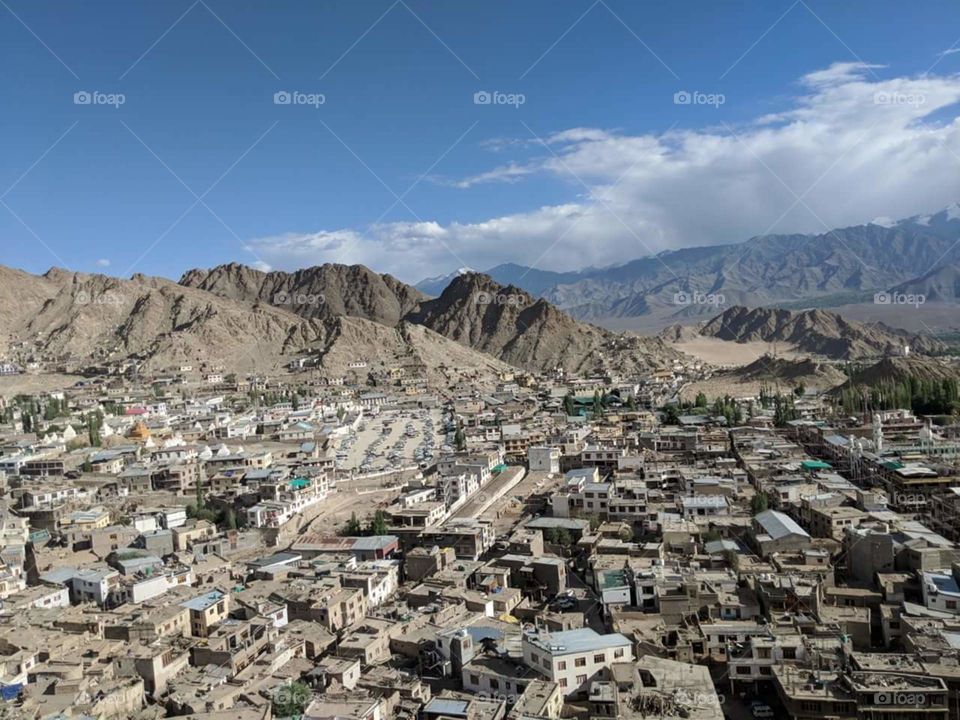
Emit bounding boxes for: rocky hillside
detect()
[889,263,960,303]
[180,262,425,326]
[406,273,677,373]
[734,356,847,387]
[2,269,334,372]
[0,266,527,382]
[835,355,960,389]
[182,264,679,374]
[698,306,945,359]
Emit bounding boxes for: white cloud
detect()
[249,62,960,282]
[446,161,539,189]
[938,48,960,58]
[95,258,111,267]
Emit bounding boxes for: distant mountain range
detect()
[2,205,955,378]
[416,204,960,329]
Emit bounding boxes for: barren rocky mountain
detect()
[734,356,847,388]
[0,266,523,382]
[657,323,705,343]
[180,262,425,326]
[1,264,678,378]
[406,273,678,373]
[181,264,679,374]
[680,354,848,402]
[314,316,517,384]
[889,262,960,303]
[835,355,960,390]
[3,269,334,372]
[698,306,945,360]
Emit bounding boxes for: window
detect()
[782,647,796,659]
[543,658,550,668]
[594,654,605,663]
[490,679,499,690]
[470,675,479,685]
[575,657,586,667]
[613,649,624,659]
[736,666,751,675]
[576,674,587,685]
[559,678,567,688]
[557,661,566,670]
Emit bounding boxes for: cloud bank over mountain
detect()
[248,63,960,282]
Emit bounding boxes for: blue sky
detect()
[2,0,960,283]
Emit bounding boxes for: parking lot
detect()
[335,407,447,473]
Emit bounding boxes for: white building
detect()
[528,446,560,474]
[922,569,960,614]
[522,628,633,696]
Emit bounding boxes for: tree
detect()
[661,404,680,425]
[723,549,740,572]
[454,423,466,452]
[702,528,721,543]
[592,390,603,417]
[794,382,806,397]
[272,681,312,718]
[344,511,363,535]
[337,405,346,424]
[626,394,637,411]
[694,392,708,408]
[556,528,573,546]
[750,492,769,515]
[367,509,388,536]
[195,476,206,511]
[22,414,32,433]
[563,393,576,416]
[87,411,103,447]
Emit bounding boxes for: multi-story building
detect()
[522,628,633,696]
